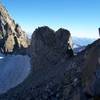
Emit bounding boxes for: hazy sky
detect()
[1,0,100,38]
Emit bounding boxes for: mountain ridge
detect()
[0,3,29,54]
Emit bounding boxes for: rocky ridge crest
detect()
[0,3,29,53]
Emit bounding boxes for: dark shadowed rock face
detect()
[0,26,99,100]
[55,28,71,54]
[81,39,100,98]
[0,3,29,54]
[31,26,55,55]
[30,26,73,70]
[55,28,70,47]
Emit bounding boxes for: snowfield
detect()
[0,54,31,94]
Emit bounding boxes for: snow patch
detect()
[0,55,31,94]
[0,53,4,59]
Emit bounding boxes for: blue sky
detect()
[1,0,100,38]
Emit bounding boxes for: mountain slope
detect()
[0,54,31,94]
[0,3,29,54]
[0,30,100,100]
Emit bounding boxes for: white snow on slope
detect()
[0,54,31,94]
[0,53,4,59]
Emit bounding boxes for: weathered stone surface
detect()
[30,26,73,70]
[81,39,100,99]
[0,3,29,54]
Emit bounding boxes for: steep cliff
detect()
[0,3,29,53]
[30,26,73,70]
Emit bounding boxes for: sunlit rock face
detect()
[0,3,29,53]
[30,26,73,71]
[5,34,15,52]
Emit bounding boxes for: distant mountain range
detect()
[72,37,96,53]
[72,37,95,46]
